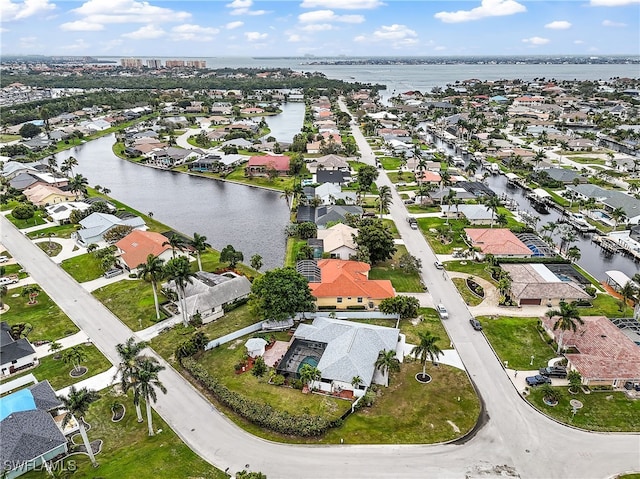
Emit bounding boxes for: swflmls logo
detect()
[2,460,77,472]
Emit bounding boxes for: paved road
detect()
[2,135,639,478]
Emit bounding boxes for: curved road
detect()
[2,111,639,477]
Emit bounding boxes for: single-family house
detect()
[245,156,290,177]
[314,170,351,186]
[0,322,38,377]
[465,228,532,258]
[541,315,640,387]
[316,223,358,260]
[304,183,357,206]
[501,263,591,306]
[23,184,80,206]
[45,201,91,224]
[0,161,37,180]
[0,381,69,479]
[306,154,350,174]
[441,204,494,225]
[115,230,174,271]
[307,259,395,310]
[73,212,146,247]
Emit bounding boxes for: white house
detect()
[0,322,38,377]
[316,223,358,260]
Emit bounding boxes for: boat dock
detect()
[593,235,622,253]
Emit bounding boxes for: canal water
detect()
[263,102,305,143]
[54,135,290,270]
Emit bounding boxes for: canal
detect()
[54,135,291,270]
[262,102,305,143]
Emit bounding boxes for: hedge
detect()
[181,358,340,437]
[497,256,569,264]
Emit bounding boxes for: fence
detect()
[296,311,399,320]
[204,321,264,351]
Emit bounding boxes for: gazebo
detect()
[245,338,268,358]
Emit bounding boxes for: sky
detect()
[1,0,639,57]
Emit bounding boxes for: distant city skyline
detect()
[2,0,639,57]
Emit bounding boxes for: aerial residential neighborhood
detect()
[0,48,639,479]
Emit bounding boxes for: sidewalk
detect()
[33,237,85,264]
[34,331,90,358]
[56,366,118,398]
[136,314,184,342]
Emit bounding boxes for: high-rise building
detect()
[165,60,185,68]
[120,58,142,68]
[146,59,162,69]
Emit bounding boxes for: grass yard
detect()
[92,280,169,331]
[2,289,79,341]
[527,388,640,432]
[150,304,259,363]
[407,204,441,214]
[61,253,105,283]
[198,251,259,278]
[36,241,63,257]
[379,156,403,170]
[27,223,80,239]
[444,260,495,284]
[224,166,294,191]
[582,293,631,318]
[369,245,424,292]
[452,278,484,306]
[284,237,307,267]
[21,390,226,479]
[0,345,111,390]
[416,217,468,254]
[0,134,21,142]
[478,316,557,370]
[381,218,400,238]
[6,211,48,229]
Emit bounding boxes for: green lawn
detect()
[27,223,80,239]
[381,219,399,238]
[60,253,105,283]
[369,245,423,292]
[406,204,441,214]
[92,280,168,331]
[528,388,640,432]
[2,289,79,341]
[582,293,631,318]
[379,156,403,170]
[478,316,557,370]
[0,345,111,390]
[452,278,484,306]
[0,134,21,142]
[444,260,496,284]
[416,217,469,254]
[21,390,226,479]
[36,241,63,257]
[6,211,48,229]
[224,166,295,191]
[284,237,307,267]
[150,304,259,363]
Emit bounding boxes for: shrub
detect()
[182,358,336,436]
[584,285,596,297]
[271,374,285,386]
[12,203,35,220]
[252,357,267,377]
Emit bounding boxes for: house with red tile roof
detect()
[115,230,174,271]
[308,259,395,310]
[541,315,640,387]
[245,155,290,177]
[464,228,532,258]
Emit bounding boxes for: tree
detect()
[566,246,581,263]
[351,376,363,389]
[619,280,637,313]
[236,471,267,479]
[568,370,583,393]
[280,187,293,208]
[252,356,267,377]
[379,296,420,320]
[62,346,87,375]
[220,244,244,269]
[164,256,195,326]
[545,301,584,354]
[190,232,210,272]
[611,207,626,229]
[68,173,89,197]
[540,383,561,404]
[48,340,63,358]
[0,285,6,310]
[353,218,396,264]
[483,195,502,228]
[375,349,400,387]
[62,156,79,176]
[103,224,133,243]
[59,387,100,467]
[12,203,35,220]
[357,164,379,192]
[137,254,165,321]
[296,222,317,240]
[162,234,186,258]
[377,185,393,218]
[114,337,148,422]
[398,253,422,275]
[298,363,321,391]
[131,356,167,436]
[21,284,41,304]
[250,254,263,271]
[411,331,443,379]
[19,122,42,138]
[249,267,315,321]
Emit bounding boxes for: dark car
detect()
[539,366,567,378]
[469,318,482,331]
[526,375,552,386]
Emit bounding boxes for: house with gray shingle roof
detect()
[72,212,146,246]
[0,322,38,378]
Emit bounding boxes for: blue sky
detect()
[2,0,639,57]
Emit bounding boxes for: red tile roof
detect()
[465,228,532,256]
[247,156,290,172]
[541,315,640,381]
[309,259,395,300]
[116,230,172,269]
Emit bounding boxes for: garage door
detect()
[520,298,542,305]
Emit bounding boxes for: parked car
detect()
[404,198,415,205]
[526,375,552,386]
[0,256,8,263]
[539,366,567,378]
[436,303,449,319]
[0,276,19,286]
[407,216,418,230]
[623,381,640,391]
[103,268,124,279]
[434,261,444,270]
[469,318,482,331]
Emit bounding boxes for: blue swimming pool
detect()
[297,356,319,373]
[0,388,36,421]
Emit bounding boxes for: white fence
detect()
[204,321,264,351]
[296,312,399,320]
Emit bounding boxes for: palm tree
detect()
[545,301,584,354]
[59,386,100,467]
[47,156,58,174]
[375,349,400,387]
[190,232,210,272]
[465,161,478,179]
[619,280,637,313]
[68,173,89,198]
[48,340,63,358]
[0,284,7,310]
[137,254,165,321]
[611,207,626,230]
[250,254,263,271]
[566,246,581,263]
[351,375,362,390]
[62,156,78,176]
[559,227,577,254]
[484,195,502,228]
[163,235,186,258]
[114,337,148,423]
[299,363,321,391]
[280,186,293,208]
[533,150,546,168]
[21,284,41,304]
[131,356,167,436]
[411,331,443,379]
[377,185,392,218]
[164,256,195,326]
[439,170,451,206]
[62,346,87,375]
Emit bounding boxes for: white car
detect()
[436,303,449,319]
[0,276,18,286]
[0,256,8,263]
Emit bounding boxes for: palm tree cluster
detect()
[545,301,584,354]
[114,337,167,436]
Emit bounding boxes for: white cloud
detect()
[226,0,267,16]
[434,0,526,23]
[122,24,165,39]
[170,24,219,41]
[60,20,104,31]
[226,21,244,29]
[0,27,8,32]
[522,36,550,45]
[300,0,383,9]
[590,0,639,5]
[574,39,584,44]
[288,33,302,42]
[100,38,123,51]
[61,38,90,51]
[434,46,447,51]
[301,23,333,31]
[18,36,40,49]
[1,0,56,22]
[298,9,364,23]
[355,24,418,48]
[72,0,190,24]
[545,20,571,30]
[245,31,267,41]
[602,19,627,26]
